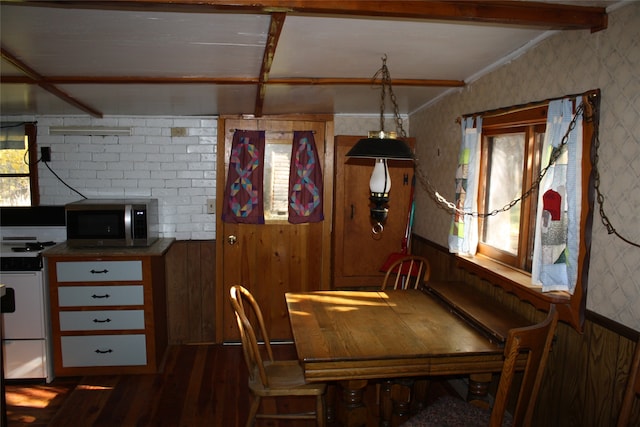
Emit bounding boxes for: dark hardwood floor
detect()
[5,344,457,426]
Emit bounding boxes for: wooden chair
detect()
[379,255,431,421]
[229,285,326,427]
[402,304,559,427]
[617,339,640,427]
[381,255,431,290]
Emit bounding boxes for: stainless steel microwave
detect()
[65,198,159,247]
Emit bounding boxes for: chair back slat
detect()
[490,304,558,427]
[381,255,431,290]
[229,285,274,387]
[617,340,640,427]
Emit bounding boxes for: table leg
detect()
[467,373,493,409]
[391,383,411,423]
[412,378,430,413]
[337,379,368,427]
[327,383,337,423]
[379,380,412,427]
[380,380,393,427]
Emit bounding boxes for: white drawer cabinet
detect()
[61,335,147,367]
[45,239,172,376]
[56,260,142,282]
[58,285,144,307]
[59,310,145,331]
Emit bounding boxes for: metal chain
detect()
[417,103,583,218]
[373,54,637,247]
[591,102,640,248]
[374,55,407,138]
[415,95,640,248]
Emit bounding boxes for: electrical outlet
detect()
[41,147,51,162]
[207,199,215,214]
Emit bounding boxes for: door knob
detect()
[227,235,237,245]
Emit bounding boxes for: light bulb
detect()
[369,159,391,194]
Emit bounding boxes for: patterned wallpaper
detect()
[334,116,408,136]
[410,3,640,331]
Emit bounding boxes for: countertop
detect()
[42,238,175,258]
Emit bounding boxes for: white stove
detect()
[1,227,65,272]
[1,208,66,383]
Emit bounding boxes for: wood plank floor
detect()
[5,344,458,426]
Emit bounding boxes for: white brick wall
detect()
[26,115,217,240]
[4,113,389,240]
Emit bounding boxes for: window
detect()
[455,91,599,331]
[264,140,291,221]
[0,123,39,206]
[478,107,547,271]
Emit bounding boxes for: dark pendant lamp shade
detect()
[346,132,414,160]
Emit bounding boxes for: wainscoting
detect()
[411,236,639,427]
[165,240,216,344]
[163,238,639,426]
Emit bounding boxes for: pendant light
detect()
[346,55,415,232]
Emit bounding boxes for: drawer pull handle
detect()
[90,269,109,274]
[95,349,113,354]
[91,294,110,299]
[93,318,112,323]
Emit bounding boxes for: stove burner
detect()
[10,241,56,252]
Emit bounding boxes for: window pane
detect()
[483,133,525,255]
[0,136,29,174]
[264,143,291,220]
[0,176,31,206]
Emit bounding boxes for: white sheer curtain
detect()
[448,116,482,255]
[531,98,583,294]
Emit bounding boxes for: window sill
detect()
[455,253,570,311]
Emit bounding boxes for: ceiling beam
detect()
[0,76,465,88]
[267,78,465,88]
[0,46,103,117]
[255,12,286,117]
[3,0,608,32]
[0,0,607,116]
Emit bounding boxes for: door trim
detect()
[215,115,334,342]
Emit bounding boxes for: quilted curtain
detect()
[221,130,265,224]
[448,116,482,255]
[288,131,324,223]
[531,98,583,294]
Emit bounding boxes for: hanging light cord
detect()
[414,95,640,248]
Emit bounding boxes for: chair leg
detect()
[246,395,260,427]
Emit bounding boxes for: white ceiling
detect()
[0,1,618,118]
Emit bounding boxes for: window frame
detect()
[0,123,40,206]
[263,137,293,222]
[477,108,547,271]
[456,90,600,332]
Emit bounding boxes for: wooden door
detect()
[216,116,333,342]
[333,135,415,288]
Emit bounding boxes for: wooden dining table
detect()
[285,289,512,426]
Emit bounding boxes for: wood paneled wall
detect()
[411,236,640,427]
[162,238,640,425]
[165,240,216,344]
